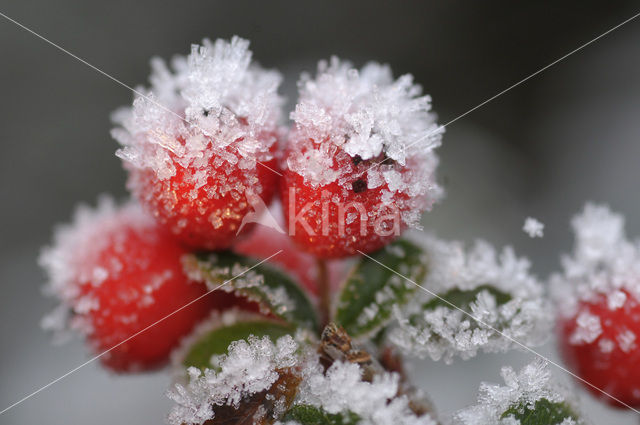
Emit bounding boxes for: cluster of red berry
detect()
[41,38,440,372]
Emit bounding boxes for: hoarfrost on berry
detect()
[112,36,283,186]
[39,196,153,336]
[550,203,640,316]
[286,57,443,228]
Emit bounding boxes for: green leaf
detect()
[334,239,427,339]
[183,319,295,371]
[283,405,361,425]
[501,398,579,424]
[184,252,319,332]
[423,285,512,312]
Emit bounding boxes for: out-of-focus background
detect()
[1,1,640,423]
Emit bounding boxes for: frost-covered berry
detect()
[552,203,640,407]
[280,58,443,258]
[558,292,640,408]
[39,196,220,372]
[112,37,283,250]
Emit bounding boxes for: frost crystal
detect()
[291,361,437,425]
[39,195,154,337]
[287,57,443,227]
[167,335,299,425]
[182,255,296,317]
[550,203,640,315]
[453,360,583,425]
[169,333,437,425]
[523,217,544,238]
[112,36,283,187]
[390,233,551,362]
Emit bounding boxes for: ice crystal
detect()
[286,57,443,227]
[167,335,299,425]
[182,255,296,317]
[169,333,436,425]
[112,36,283,189]
[291,361,437,425]
[550,203,640,315]
[523,217,544,238]
[390,233,551,362]
[39,195,154,337]
[453,360,583,425]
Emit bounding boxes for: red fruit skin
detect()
[558,291,640,408]
[126,139,279,251]
[233,222,348,296]
[280,167,408,259]
[74,218,227,372]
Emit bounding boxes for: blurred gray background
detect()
[2,1,640,424]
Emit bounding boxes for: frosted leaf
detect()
[523,217,544,238]
[182,252,320,331]
[169,330,435,425]
[112,36,283,189]
[550,203,640,318]
[453,360,584,425]
[389,233,552,362]
[286,58,443,228]
[38,195,154,338]
[167,335,299,425]
[292,361,437,425]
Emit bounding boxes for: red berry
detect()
[112,37,284,250]
[40,198,228,372]
[280,149,410,258]
[558,290,640,407]
[126,141,279,250]
[281,59,442,258]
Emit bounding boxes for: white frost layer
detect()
[390,233,551,362]
[39,195,154,338]
[287,58,443,226]
[292,57,442,165]
[112,36,283,186]
[182,254,296,318]
[550,203,640,316]
[292,361,437,425]
[167,335,299,425]
[453,360,583,425]
[523,217,544,238]
[168,334,436,425]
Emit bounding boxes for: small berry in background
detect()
[112,37,283,250]
[39,196,222,372]
[552,203,640,407]
[281,58,443,258]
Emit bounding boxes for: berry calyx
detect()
[39,197,224,372]
[112,37,284,250]
[281,58,443,258]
